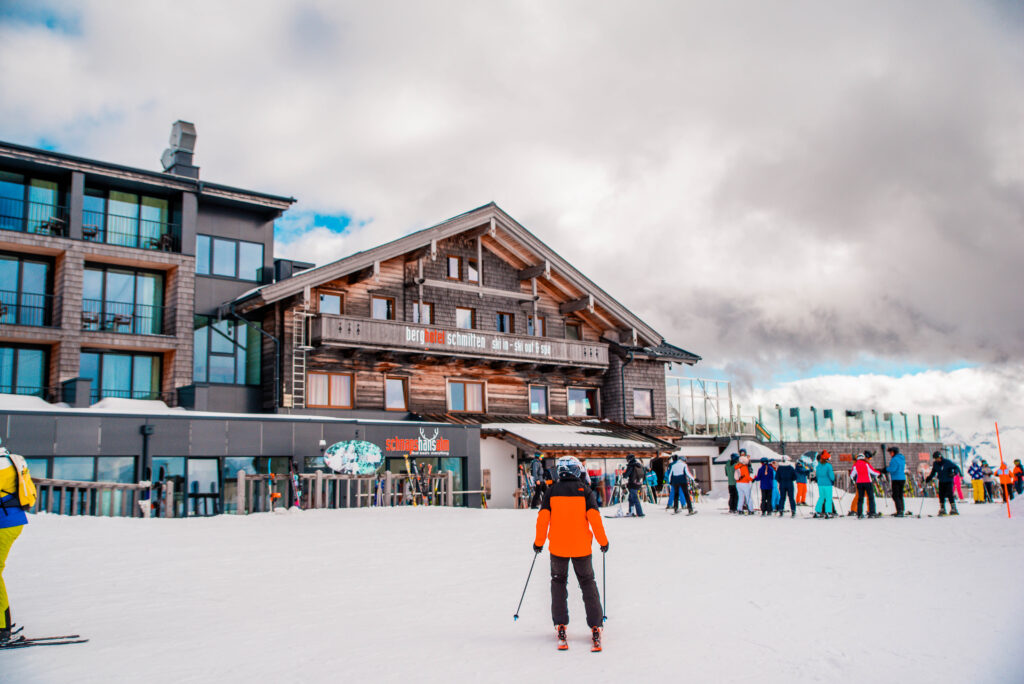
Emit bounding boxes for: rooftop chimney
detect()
[160,120,199,179]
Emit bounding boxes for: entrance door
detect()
[152,456,185,517]
[187,458,220,516]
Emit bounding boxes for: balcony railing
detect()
[88,388,176,405]
[82,211,179,251]
[0,385,61,402]
[0,199,69,236]
[0,290,58,327]
[312,314,609,367]
[81,298,168,336]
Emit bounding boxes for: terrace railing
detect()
[81,298,168,335]
[31,478,175,518]
[82,210,179,252]
[87,388,177,405]
[0,199,69,236]
[0,290,58,327]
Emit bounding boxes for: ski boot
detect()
[791,510,796,518]
[938,508,947,516]
[591,626,602,652]
[0,627,10,646]
[950,504,959,516]
[687,509,697,516]
[556,624,568,651]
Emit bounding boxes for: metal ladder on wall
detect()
[290,307,315,408]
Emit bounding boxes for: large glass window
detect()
[456,307,475,329]
[82,265,164,335]
[0,345,47,396]
[633,389,653,418]
[467,259,479,283]
[385,377,407,411]
[447,256,461,279]
[0,171,62,234]
[192,316,261,385]
[318,292,342,315]
[448,380,484,412]
[80,350,161,402]
[527,316,545,336]
[0,253,52,326]
[372,296,395,321]
[568,387,599,417]
[529,386,548,415]
[308,372,353,408]
[495,312,513,334]
[52,457,95,481]
[565,321,581,340]
[83,188,170,249]
[412,302,433,324]
[195,234,264,281]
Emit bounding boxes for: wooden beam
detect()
[517,261,549,280]
[559,294,593,315]
[421,277,535,301]
[463,220,497,239]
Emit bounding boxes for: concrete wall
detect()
[480,435,518,508]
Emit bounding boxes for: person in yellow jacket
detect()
[0,443,29,644]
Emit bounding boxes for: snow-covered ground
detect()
[5,496,1023,684]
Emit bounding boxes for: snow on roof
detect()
[90,398,188,413]
[483,423,662,450]
[0,394,58,411]
[712,439,783,463]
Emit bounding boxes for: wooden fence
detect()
[32,478,175,518]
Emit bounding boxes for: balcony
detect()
[0,290,58,327]
[82,210,179,251]
[0,199,69,236]
[311,314,609,368]
[81,299,169,336]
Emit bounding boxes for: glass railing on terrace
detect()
[81,298,167,335]
[82,210,179,251]
[88,387,174,405]
[740,407,941,444]
[0,290,57,327]
[0,198,69,235]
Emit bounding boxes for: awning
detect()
[712,439,783,464]
[480,422,671,454]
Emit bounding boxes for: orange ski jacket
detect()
[535,478,608,558]
[734,464,752,483]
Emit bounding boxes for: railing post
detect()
[384,471,392,506]
[446,471,454,507]
[236,471,246,515]
[164,480,175,518]
[315,470,323,509]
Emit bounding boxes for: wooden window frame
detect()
[412,301,434,325]
[446,255,462,281]
[565,320,581,341]
[307,371,354,409]
[467,258,479,283]
[495,311,514,334]
[529,384,549,416]
[632,388,654,418]
[527,315,546,337]
[455,306,476,330]
[371,295,396,321]
[568,386,600,418]
[384,376,408,411]
[447,379,486,414]
[317,290,344,315]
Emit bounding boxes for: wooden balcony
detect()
[311,314,609,368]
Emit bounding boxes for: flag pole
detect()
[995,422,1011,519]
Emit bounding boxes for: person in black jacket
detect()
[924,451,962,516]
[624,454,645,517]
[774,457,797,517]
[530,455,550,509]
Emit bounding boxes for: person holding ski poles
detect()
[725,454,739,513]
[735,453,755,514]
[851,453,881,518]
[883,446,907,517]
[533,455,608,652]
[814,451,836,518]
[924,451,962,516]
[645,466,660,505]
[667,455,696,515]
[0,442,29,644]
[753,458,775,516]
[795,458,811,506]
[530,455,548,509]
[624,454,645,517]
[774,457,797,517]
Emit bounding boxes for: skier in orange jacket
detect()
[534,455,608,651]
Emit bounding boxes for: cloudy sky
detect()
[2,1,1022,440]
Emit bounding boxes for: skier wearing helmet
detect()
[533,455,608,652]
[667,455,697,515]
[734,452,755,514]
[852,452,881,519]
[814,451,836,518]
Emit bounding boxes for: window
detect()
[467,259,479,283]
[456,307,475,329]
[0,171,61,234]
[448,380,484,412]
[195,234,264,281]
[385,377,408,411]
[308,372,353,408]
[527,315,545,337]
[82,266,164,335]
[568,387,599,417]
[83,188,170,249]
[447,256,461,280]
[318,292,343,315]
[495,312,514,334]
[633,389,653,418]
[80,350,161,402]
[0,345,47,397]
[0,253,52,326]
[413,302,433,324]
[565,321,581,340]
[372,296,395,320]
[192,316,261,385]
[530,386,548,415]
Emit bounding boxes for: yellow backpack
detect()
[6,453,38,511]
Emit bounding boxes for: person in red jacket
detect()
[851,452,881,518]
[534,455,608,651]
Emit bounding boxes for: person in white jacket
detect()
[667,455,697,515]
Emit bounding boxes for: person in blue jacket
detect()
[814,451,836,518]
[644,467,659,505]
[795,459,812,506]
[883,446,907,516]
[774,457,797,517]
[753,458,775,516]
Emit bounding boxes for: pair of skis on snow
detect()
[1,626,88,650]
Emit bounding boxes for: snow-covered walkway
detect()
[5,498,1023,683]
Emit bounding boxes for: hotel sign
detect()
[385,428,451,456]
[405,327,554,358]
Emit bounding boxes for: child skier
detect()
[753,458,775,515]
[852,453,881,518]
[735,454,755,514]
[667,455,696,515]
[795,458,811,506]
[533,455,608,652]
[968,458,985,503]
[0,442,29,643]
[924,451,962,515]
[814,451,836,518]
[774,457,797,517]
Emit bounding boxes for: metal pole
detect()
[513,551,541,621]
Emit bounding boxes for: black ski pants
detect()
[937,481,957,510]
[627,487,644,516]
[550,554,602,628]
[759,489,773,513]
[530,481,547,509]
[777,483,796,513]
[891,480,905,515]
[728,484,738,512]
[672,479,692,512]
[855,483,877,516]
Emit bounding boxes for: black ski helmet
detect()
[730,453,739,463]
[932,451,943,460]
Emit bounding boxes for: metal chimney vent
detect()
[161,120,199,179]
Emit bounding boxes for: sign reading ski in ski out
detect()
[385,428,451,457]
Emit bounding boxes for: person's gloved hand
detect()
[600,544,609,553]
[533,544,543,553]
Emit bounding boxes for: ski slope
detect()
[4,497,1023,683]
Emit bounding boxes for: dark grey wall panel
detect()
[98,417,146,456]
[189,419,227,456]
[291,423,323,459]
[6,415,59,456]
[260,422,293,456]
[147,419,191,457]
[227,420,261,456]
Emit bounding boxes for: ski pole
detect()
[513,550,540,621]
[602,550,607,623]
[917,480,928,518]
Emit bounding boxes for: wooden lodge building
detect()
[229,203,701,507]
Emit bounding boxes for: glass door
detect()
[187,458,220,516]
